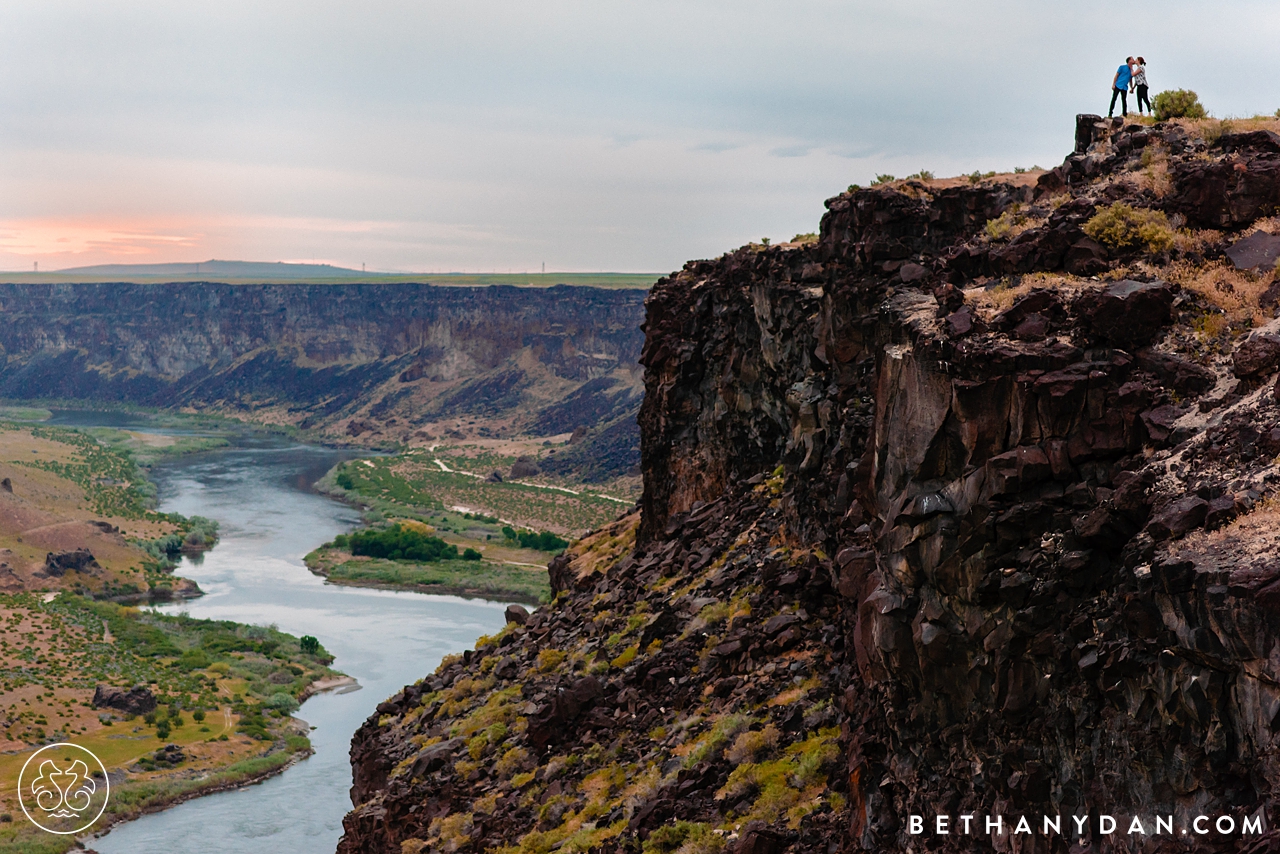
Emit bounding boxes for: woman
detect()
[1132,57,1151,116]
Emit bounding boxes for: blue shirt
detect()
[1114,64,1132,90]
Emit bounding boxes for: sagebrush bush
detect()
[984,207,1027,242]
[1153,89,1207,121]
[1083,202,1176,254]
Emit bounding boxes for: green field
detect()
[305,550,549,604]
[330,454,630,535]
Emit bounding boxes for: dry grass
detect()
[1166,501,1280,562]
[966,273,1094,315]
[1159,115,1280,141]
[1163,259,1275,327]
[1134,144,1173,197]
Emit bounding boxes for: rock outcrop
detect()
[92,684,158,715]
[340,116,1280,853]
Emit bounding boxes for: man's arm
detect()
[1113,70,1121,88]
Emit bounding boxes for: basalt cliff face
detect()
[340,117,1280,853]
[0,283,644,468]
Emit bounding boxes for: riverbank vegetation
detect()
[306,440,638,602]
[0,591,341,851]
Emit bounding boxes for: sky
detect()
[2,1,1279,274]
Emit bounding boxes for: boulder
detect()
[1225,230,1280,271]
[486,471,504,483]
[1146,496,1209,541]
[504,604,530,625]
[44,548,99,576]
[0,477,10,493]
[1232,333,1280,377]
[1075,279,1174,347]
[408,737,466,778]
[1063,238,1107,275]
[93,684,157,716]
[510,456,540,478]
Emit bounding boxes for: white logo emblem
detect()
[18,743,110,835]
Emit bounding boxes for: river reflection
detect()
[74,427,509,853]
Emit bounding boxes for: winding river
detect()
[43,416,508,853]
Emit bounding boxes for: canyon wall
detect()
[340,118,1280,853]
[0,283,646,466]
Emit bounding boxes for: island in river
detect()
[0,420,348,852]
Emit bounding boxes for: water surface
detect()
[77,423,507,853]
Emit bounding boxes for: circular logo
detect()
[17,743,110,835]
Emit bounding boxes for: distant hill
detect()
[52,259,374,278]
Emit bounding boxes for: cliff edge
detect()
[339,115,1280,853]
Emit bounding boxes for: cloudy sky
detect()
[2,1,1278,274]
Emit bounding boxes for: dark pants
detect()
[1109,87,1128,116]
[1136,84,1151,114]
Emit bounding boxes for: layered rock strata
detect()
[341,117,1280,853]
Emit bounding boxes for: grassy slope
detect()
[0,593,339,851]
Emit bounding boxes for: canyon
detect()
[338,116,1280,853]
[0,283,646,479]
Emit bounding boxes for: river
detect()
[43,415,509,853]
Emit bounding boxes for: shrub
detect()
[335,471,355,490]
[267,692,300,714]
[870,174,895,185]
[346,524,459,562]
[727,724,781,765]
[984,207,1027,242]
[906,169,934,181]
[462,548,482,561]
[536,649,567,673]
[504,527,569,552]
[1083,202,1176,254]
[300,635,320,654]
[1153,89,1207,121]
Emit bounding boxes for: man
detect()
[1109,57,1135,118]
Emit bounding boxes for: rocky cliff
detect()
[339,116,1280,853]
[0,283,644,465]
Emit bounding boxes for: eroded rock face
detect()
[92,684,157,715]
[43,548,99,576]
[341,118,1280,854]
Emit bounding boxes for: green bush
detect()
[266,692,300,714]
[1083,202,1176,254]
[462,548,482,561]
[344,523,459,562]
[870,174,895,185]
[502,526,568,552]
[335,471,355,490]
[299,635,320,655]
[1153,89,1207,121]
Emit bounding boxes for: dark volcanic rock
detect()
[44,548,99,576]
[1225,229,1280,271]
[339,117,1280,854]
[509,455,541,478]
[1074,279,1174,347]
[1232,332,1280,377]
[92,684,157,715]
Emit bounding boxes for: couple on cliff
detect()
[1109,56,1151,118]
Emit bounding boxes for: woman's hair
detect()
[1137,57,1145,64]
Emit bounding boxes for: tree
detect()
[300,635,320,655]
